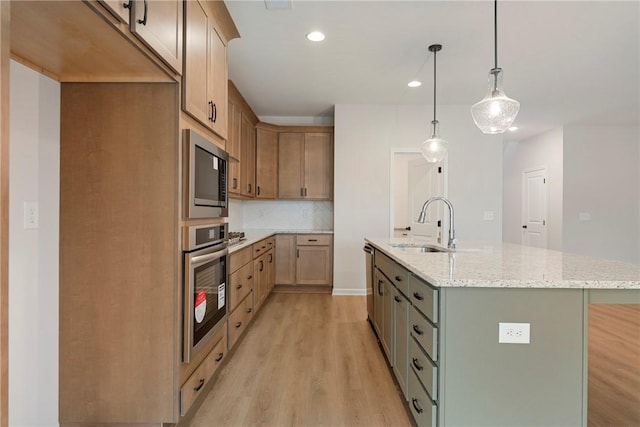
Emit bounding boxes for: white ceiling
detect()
[225,0,640,140]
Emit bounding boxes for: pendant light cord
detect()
[494,0,498,70]
[433,49,437,123]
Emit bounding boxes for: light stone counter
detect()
[366,237,640,290]
[229,229,333,253]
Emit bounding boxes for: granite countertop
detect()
[229,229,333,253]
[366,237,640,290]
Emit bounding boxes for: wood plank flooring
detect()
[588,304,640,427]
[186,293,411,427]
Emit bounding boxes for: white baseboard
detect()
[332,288,367,296]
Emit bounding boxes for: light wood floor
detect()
[186,293,412,427]
[588,304,640,427]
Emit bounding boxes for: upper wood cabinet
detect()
[227,100,242,193]
[183,0,228,139]
[240,113,256,197]
[279,132,333,200]
[130,0,183,74]
[228,81,258,199]
[255,126,278,199]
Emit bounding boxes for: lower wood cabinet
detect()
[275,234,296,285]
[180,325,227,416]
[296,234,333,286]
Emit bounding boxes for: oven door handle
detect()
[189,247,228,268]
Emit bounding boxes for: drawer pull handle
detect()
[248,275,253,280]
[395,275,402,282]
[413,292,424,301]
[194,378,205,392]
[412,358,424,371]
[236,284,242,290]
[394,296,401,303]
[308,239,318,242]
[413,324,424,335]
[247,308,253,314]
[215,352,224,362]
[235,321,242,329]
[412,398,424,414]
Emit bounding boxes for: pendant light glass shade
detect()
[421,120,448,163]
[470,68,520,134]
[421,44,447,163]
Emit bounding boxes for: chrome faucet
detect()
[417,197,456,249]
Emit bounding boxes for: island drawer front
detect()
[393,263,410,298]
[375,251,394,282]
[410,275,439,323]
[408,367,438,427]
[253,238,269,258]
[228,291,254,349]
[410,306,438,362]
[180,327,227,416]
[228,261,254,312]
[296,234,332,246]
[409,336,438,400]
[230,246,253,274]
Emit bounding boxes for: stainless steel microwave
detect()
[184,129,228,218]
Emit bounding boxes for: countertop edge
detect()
[230,230,333,253]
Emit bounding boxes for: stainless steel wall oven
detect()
[183,223,228,363]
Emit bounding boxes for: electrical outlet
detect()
[23,201,39,230]
[483,211,494,221]
[498,322,530,344]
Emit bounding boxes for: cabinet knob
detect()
[413,292,424,301]
[412,358,424,371]
[194,378,205,392]
[235,321,242,329]
[236,284,242,290]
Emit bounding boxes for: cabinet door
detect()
[373,270,384,337]
[99,0,130,23]
[240,113,256,197]
[227,101,242,195]
[183,0,209,124]
[275,234,296,285]
[296,245,331,285]
[393,290,409,400]
[253,256,265,311]
[382,278,394,362]
[278,133,304,198]
[207,24,227,139]
[131,0,182,74]
[304,133,333,200]
[256,128,278,199]
[267,249,275,294]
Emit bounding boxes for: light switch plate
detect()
[483,211,495,221]
[499,322,530,344]
[24,201,39,229]
[579,212,591,221]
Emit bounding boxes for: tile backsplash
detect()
[227,199,333,231]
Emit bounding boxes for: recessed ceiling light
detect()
[408,80,422,88]
[508,126,519,131]
[306,31,325,42]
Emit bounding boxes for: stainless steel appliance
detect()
[183,223,228,363]
[363,244,375,323]
[184,129,228,219]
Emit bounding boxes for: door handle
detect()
[137,0,148,25]
[215,352,224,362]
[412,358,424,371]
[233,178,238,189]
[257,186,261,196]
[194,378,205,392]
[412,324,424,335]
[522,225,528,229]
[413,292,424,301]
[394,296,401,303]
[212,103,217,123]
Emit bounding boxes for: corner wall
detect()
[9,61,60,426]
[503,128,564,250]
[563,125,640,263]
[333,104,503,294]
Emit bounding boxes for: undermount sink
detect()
[389,242,452,253]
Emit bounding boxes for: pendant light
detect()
[470,0,520,134]
[420,44,448,163]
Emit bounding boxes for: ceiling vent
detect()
[264,0,292,10]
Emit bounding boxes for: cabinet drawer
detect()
[253,239,270,258]
[375,251,394,281]
[228,291,254,349]
[410,336,438,400]
[228,262,253,312]
[410,306,438,362]
[408,367,438,427]
[230,246,252,274]
[392,263,410,298]
[265,236,276,251]
[296,234,332,246]
[180,327,227,416]
[410,275,439,323]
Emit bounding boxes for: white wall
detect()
[503,128,564,250]
[563,125,640,263]
[9,61,60,426]
[334,104,503,294]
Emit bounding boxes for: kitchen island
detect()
[365,237,639,427]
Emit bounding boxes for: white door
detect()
[408,158,444,239]
[522,168,547,248]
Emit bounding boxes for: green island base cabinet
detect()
[366,238,640,427]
